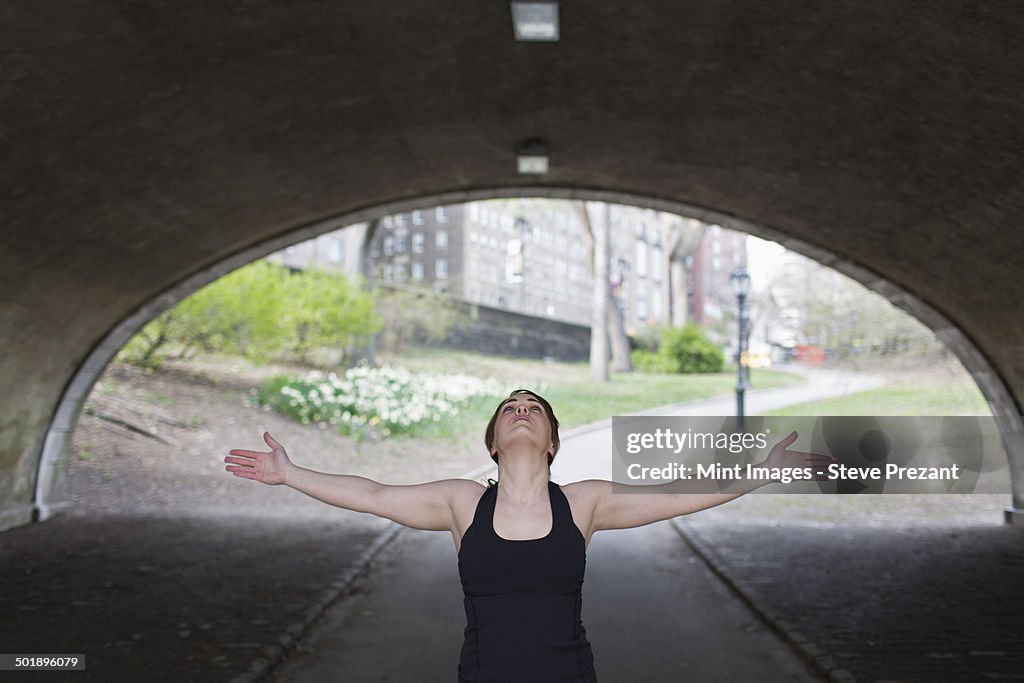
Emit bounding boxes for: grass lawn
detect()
[765,375,990,416]
[379,348,806,429]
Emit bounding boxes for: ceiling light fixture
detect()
[511,1,560,42]
[516,138,550,174]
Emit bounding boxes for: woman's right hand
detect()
[225,431,292,485]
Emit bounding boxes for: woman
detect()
[225,389,825,682]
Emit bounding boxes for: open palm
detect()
[764,431,834,479]
[225,432,291,485]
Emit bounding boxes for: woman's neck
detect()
[495,449,550,502]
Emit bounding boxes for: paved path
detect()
[674,496,1023,683]
[272,366,876,682]
[272,524,820,682]
[550,366,884,483]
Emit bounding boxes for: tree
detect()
[759,251,943,362]
[357,218,382,364]
[579,202,610,380]
[281,267,380,364]
[117,261,379,368]
[663,218,707,327]
[371,284,468,354]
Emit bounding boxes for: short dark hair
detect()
[484,389,560,466]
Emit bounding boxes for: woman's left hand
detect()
[762,431,834,481]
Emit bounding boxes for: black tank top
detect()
[457,480,598,683]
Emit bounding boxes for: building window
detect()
[412,210,425,226]
[635,241,647,277]
[636,293,647,321]
[395,263,407,282]
[436,206,449,223]
[436,229,448,251]
[506,239,523,282]
[436,258,448,280]
[382,264,393,282]
[651,245,663,282]
[651,294,662,321]
[383,236,395,256]
[635,221,646,239]
[394,213,406,228]
[412,232,425,254]
[396,234,406,253]
[328,238,343,264]
[713,256,722,271]
[412,261,425,281]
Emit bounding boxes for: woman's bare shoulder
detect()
[449,479,489,538]
[561,479,612,498]
[446,478,487,502]
[560,479,612,513]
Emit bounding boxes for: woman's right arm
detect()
[225,431,470,531]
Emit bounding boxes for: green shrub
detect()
[661,324,724,373]
[117,261,379,369]
[633,324,724,374]
[630,349,677,373]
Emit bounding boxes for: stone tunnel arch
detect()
[34,187,1024,526]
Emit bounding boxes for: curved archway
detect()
[35,187,1024,524]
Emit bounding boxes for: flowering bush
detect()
[257,365,510,439]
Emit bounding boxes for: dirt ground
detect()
[0,360,494,682]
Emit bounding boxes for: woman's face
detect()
[492,393,554,458]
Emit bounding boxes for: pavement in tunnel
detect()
[3,368,1021,682]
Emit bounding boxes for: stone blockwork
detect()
[2,1,1023,527]
[446,303,591,362]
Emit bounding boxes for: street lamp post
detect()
[730,268,752,430]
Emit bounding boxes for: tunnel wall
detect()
[2,1,1023,528]
[7,189,1022,531]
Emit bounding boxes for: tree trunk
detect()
[670,257,688,327]
[608,288,632,372]
[586,203,610,382]
[606,205,632,372]
[357,219,381,366]
[667,218,706,328]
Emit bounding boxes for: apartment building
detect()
[271,199,746,340]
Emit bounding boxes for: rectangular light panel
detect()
[511,2,560,42]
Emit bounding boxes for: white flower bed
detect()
[271,365,510,438]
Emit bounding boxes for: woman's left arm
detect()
[572,431,832,532]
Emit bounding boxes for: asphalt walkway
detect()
[271,523,819,682]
